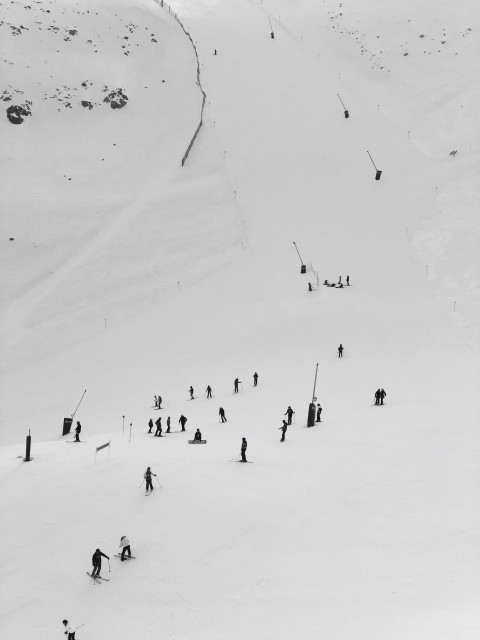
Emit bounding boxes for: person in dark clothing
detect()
[179,415,187,431]
[154,395,158,407]
[253,372,258,387]
[346,275,350,286]
[206,385,212,399]
[62,620,76,640]
[194,429,202,442]
[74,421,81,442]
[240,437,247,462]
[91,548,110,578]
[154,417,162,437]
[144,466,156,492]
[219,407,227,423]
[308,282,313,292]
[166,417,171,433]
[316,404,322,422]
[284,406,294,425]
[147,419,154,434]
[234,378,241,393]
[189,386,194,400]
[119,535,132,561]
[324,279,329,285]
[279,420,288,442]
[338,276,342,285]
[157,396,162,409]
[374,389,381,405]
[338,344,344,358]
[380,389,386,405]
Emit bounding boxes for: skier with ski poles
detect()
[206,385,213,399]
[279,420,288,442]
[234,378,241,394]
[284,406,295,425]
[144,466,156,492]
[62,620,76,640]
[119,535,132,561]
[219,407,227,423]
[91,548,110,579]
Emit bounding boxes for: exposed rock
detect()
[6,102,32,124]
[103,88,128,109]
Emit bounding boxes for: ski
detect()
[229,459,252,463]
[86,572,101,583]
[66,441,86,443]
[95,576,109,581]
[114,554,136,559]
[188,440,207,444]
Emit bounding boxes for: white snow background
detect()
[0,0,479,638]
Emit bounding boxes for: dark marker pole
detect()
[24,429,32,462]
[367,151,382,180]
[336,93,349,118]
[293,242,306,273]
[307,363,318,427]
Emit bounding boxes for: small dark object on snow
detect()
[103,88,128,109]
[7,103,32,124]
[81,100,93,109]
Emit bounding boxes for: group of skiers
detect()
[323,275,350,288]
[155,373,259,405]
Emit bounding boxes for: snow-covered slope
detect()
[0,0,479,639]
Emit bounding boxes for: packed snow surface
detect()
[0,0,479,639]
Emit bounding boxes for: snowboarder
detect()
[206,385,212,399]
[316,404,322,422]
[219,407,227,423]
[234,378,241,393]
[338,344,344,358]
[74,421,81,442]
[189,386,194,400]
[62,620,76,640]
[380,388,386,405]
[374,389,381,405]
[147,419,154,434]
[154,417,162,437]
[144,466,156,492]
[179,415,187,431]
[284,406,295,425]
[119,535,131,561]
[194,428,202,442]
[166,417,171,433]
[346,275,350,286]
[279,420,288,442]
[253,372,258,387]
[240,437,247,462]
[91,548,109,578]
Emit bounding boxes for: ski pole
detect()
[138,479,144,488]
[75,624,85,630]
[108,558,111,573]
[155,475,162,488]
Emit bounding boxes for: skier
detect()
[189,386,194,400]
[74,421,81,442]
[179,415,187,431]
[338,276,342,285]
[316,404,322,422]
[219,407,227,423]
[214,48,217,55]
[119,535,131,561]
[206,385,212,399]
[380,388,387,405]
[154,395,158,408]
[154,416,162,437]
[374,389,381,405]
[91,548,109,578]
[240,437,248,462]
[338,344,344,358]
[284,406,295,425]
[346,275,350,286]
[62,620,76,640]
[166,416,171,433]
[308,282,313,292]
[147,418,154,434]
[279,420,288,442]
[253,372,258,387]
[194,428,202,442]
[234,378,241,394]
[144,466,156,492]
[157,395,162,409]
